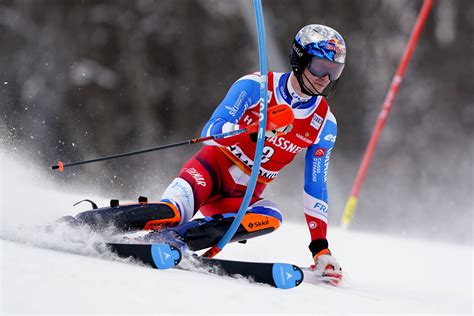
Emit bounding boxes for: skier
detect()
[72,24,346,282]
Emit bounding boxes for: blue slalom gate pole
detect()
[203,0,268,257]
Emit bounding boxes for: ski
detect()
[190,256,304,289]
[106,242,303,289]
[107,242,182,269]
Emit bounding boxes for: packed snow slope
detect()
[1,154,472,314]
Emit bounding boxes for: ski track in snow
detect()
[1,153,473,314]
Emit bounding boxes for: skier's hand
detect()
[250,124,293,142]
[265,124,293,138]
[266,104,294,131]
[248,104,294,141]
[311,248,343,286]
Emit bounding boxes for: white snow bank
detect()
[1,153,472,314]
[1,222,472,314]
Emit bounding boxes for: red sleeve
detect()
[304,214,327,240]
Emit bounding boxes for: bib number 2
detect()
[261,146,275,163]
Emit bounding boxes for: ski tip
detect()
[272,263,304,289]
[150,243,182,269]
[107,242,182,270]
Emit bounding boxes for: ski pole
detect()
[340,0,434,228]
[51,127,251,172]
[202,0,268,258]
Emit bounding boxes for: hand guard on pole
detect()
[248,104,294,141]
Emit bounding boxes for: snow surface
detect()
[1,154,473,314]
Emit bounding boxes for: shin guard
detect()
[181,213,281,251]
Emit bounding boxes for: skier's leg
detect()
[146,199,283,251]
[187,200,282,251]
[159,148,216,226]
[149,145,283,250]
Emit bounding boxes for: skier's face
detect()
[302,68,331,93]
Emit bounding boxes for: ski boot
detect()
[143,212,281,251]
[60,197,181,233]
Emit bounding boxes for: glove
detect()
[309,239,343,286]
[248,104,294,142]
[265,124,293,137]
[311,249,343,285]
[250,124,293,142]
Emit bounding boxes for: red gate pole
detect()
[341,0,434,227]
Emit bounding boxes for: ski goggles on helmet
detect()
[307,57,345,81]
